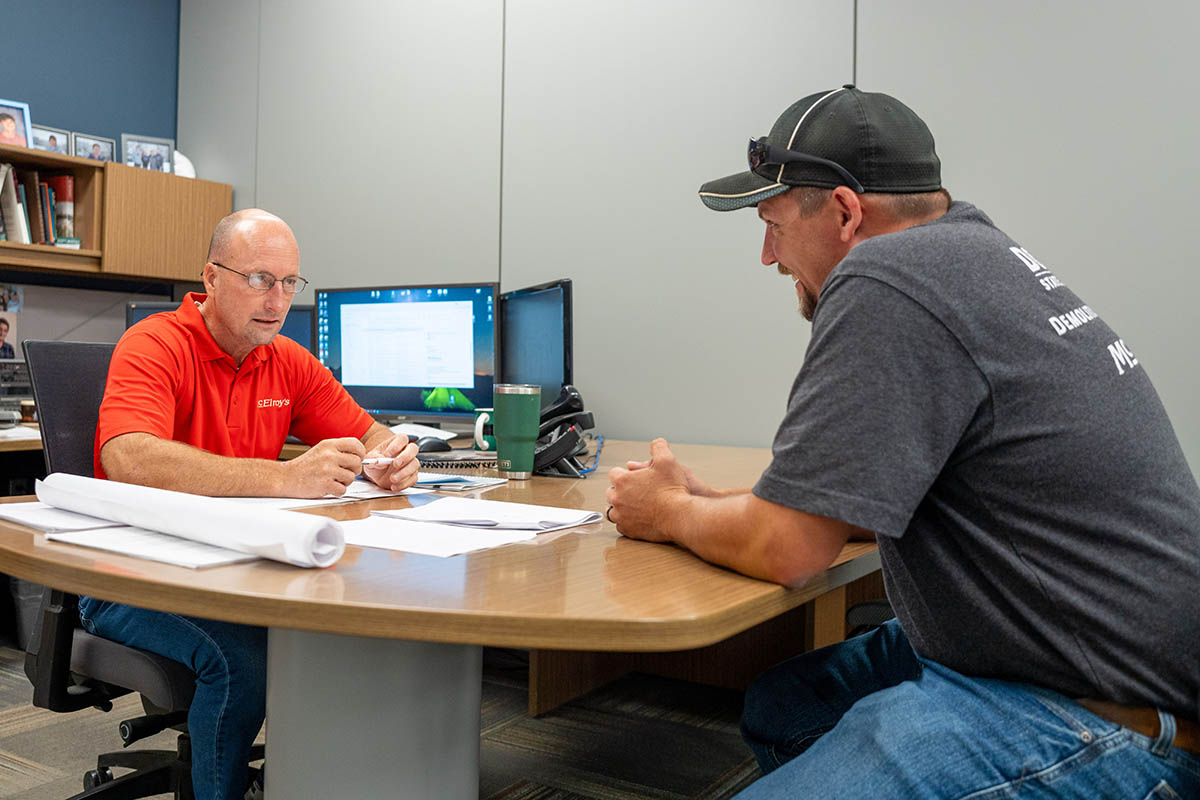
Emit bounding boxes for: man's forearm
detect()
[101,433,287,497]
[661,492,855,587]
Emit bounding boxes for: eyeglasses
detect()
[747,137,864,193]
[210,261,309,294]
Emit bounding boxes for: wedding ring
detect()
[605,505,614,523]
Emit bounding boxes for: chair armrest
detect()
[24,588,114,712]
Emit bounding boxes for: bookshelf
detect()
[0,143,231,282]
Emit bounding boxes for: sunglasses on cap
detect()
[747,137,864,193]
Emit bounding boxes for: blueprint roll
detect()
[36,473,344,568]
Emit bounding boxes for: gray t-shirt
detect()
[755,202,1200,718]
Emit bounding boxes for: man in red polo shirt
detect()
[83,208,420,800]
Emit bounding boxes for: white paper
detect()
[210,480,433,509]
[213,495,355,510]
[341,479,434,499]
[413,472,508,492]
[46,527,258,569]
[36,473,345,568]
[341,516,535,557]
[388,423,457,441]
[0,426,42,440]
[372,496,603,532]
[0,501,128,532]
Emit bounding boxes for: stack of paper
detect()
[338,496,602,558]
[338,517,537,558]
[0,426,42,440]
[414,472,507,492]
[372,497,603,532]
[0,501,127,533]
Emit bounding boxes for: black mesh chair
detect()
[20,339,261,799]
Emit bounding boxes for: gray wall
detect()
[1,284,170,346]
[858,0,1200,472]
[501,0,851,445]
[178,0,1200,470]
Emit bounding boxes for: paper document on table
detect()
[341,478,435,499]
[388,423,457,441]
[210,480,433,509]
[0,426,42,440]
[341,516,535,557]
[46,527,259,569]
[36,473,345,568]
[213,495,354,510]
[372,496,603,532]
[0,501,128,532]
[414,472,507,492]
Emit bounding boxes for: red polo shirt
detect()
[94,293,372,478]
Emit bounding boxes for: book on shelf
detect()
[0,164,30,244]
[18,169,44,244]
[43,174,74,238]
[38,183,54,245]
[53,236,81,249]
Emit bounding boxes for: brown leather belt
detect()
[1077,699,1200,756]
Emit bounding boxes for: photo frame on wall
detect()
[120,133,174,173]
[31,124,70,154]
[0,98,33,149]
[71,132,116,162]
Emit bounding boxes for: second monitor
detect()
[500,278,572,408]
[126,300,315,353]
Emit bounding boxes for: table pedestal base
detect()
[266,629,482,799]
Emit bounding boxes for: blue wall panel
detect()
[2,0,179,151]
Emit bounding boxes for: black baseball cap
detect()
[698,85,941,211]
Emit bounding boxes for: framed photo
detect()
[0,310,19,361]
[31,124,69,154]
[120,133,174,174]
[71,132,116,162]
[0,98,33,149]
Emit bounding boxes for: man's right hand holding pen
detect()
[280,433,419,497]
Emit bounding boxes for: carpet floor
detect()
[0,645,761,799]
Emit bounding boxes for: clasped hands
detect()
[605,438,712,543]
[285,434,420,497]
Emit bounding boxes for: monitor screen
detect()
[500,279,572,408]
[125,301,315,353]
[315,282,498,420]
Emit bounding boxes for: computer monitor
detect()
[314,282,498,421]
[500,279,572,408]
[125,300,315,353]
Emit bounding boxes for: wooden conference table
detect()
[0,440,880,799]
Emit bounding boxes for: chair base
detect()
[65,733,191,800]
[65,735,263,800]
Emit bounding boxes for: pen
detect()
[361,457,396,466]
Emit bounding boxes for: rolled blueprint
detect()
[36,473,344,568]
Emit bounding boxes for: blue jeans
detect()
[738,619,1200,799]
[78,598,266,800]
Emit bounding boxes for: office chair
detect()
[20,340,262,799]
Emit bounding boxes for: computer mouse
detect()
[415,436,452,453]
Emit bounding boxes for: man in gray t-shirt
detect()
[606,86,1200,798]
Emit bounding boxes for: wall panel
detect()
[254,0,504,292]
[178,0,262,210]
[502,0,854,446]
[858,0,1200,470]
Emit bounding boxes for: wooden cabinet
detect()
[0,143,231,282]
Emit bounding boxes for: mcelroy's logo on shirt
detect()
[257,397,291,409]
